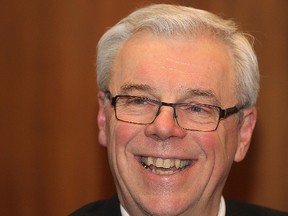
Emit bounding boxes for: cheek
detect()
[105,121,131,181]
[105,121,144,193]
[197,122,240,159]
[105,120,141,169]
[108,122,140,148]
[192,130,235,175]
[192,132,219,155]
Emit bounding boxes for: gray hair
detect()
[97,4,259,107]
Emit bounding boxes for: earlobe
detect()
[97,91,107,147]
[234,107,257,162]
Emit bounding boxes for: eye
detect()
[126,97,149,106]
[189,105,208,113]
[181,104,213,117]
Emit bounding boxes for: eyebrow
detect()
[119,83,220,104]
[185,88,215,98]
[120,83,155,94]
[183,88,220,105]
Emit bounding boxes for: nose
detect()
[144,106,186,141]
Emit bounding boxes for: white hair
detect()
[97,4,259,107]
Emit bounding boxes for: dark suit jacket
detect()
[70,195,288,216]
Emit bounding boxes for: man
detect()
[71,4,288,216]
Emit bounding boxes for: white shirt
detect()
[120,196,226,216]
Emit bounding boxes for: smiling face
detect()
[97,31,257,216]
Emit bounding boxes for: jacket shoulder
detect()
[69,195,121,216]
[226,200,288,216]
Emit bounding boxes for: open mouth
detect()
[140,156,193,175]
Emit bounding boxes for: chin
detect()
[136,195,190,216]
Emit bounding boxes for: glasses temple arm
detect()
[220,106,244,119]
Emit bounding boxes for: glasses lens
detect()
[115,96,158,124]
[176,103,220,131]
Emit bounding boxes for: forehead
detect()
[110,32,236,105]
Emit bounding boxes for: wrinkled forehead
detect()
[112,29,235,74]
[109,31,237,106]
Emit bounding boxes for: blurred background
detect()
[1,0,287,215]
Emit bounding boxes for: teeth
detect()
[175,159,181,169]
[156,158,163,167]
[163,159,171,168]
[141,156,192,175]
[147,157,153,166]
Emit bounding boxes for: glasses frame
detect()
[106,92,242,132]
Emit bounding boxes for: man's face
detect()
[97,32,256,216]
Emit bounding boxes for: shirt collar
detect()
[120,196,226,216]
[120,204,129,216]
[218,196,226,216]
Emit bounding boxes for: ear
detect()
[234,107,257,162]
[97,91,107,147]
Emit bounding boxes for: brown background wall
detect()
[1,0,287,215]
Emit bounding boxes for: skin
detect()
[97,31,257,216]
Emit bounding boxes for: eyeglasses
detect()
[106,92,242,132]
